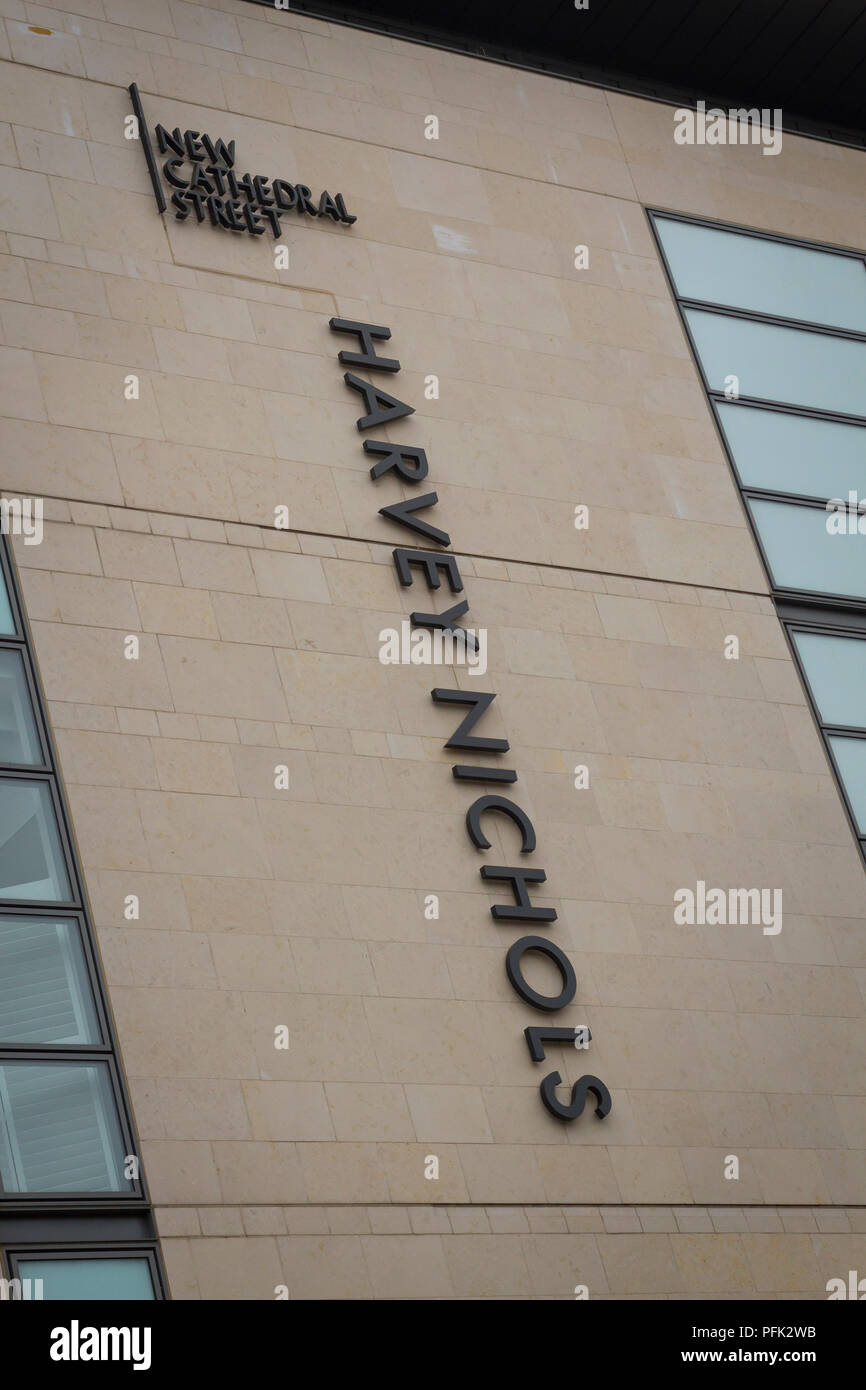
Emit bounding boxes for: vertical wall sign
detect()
[128,83,357,238]
[329,318,612,1123]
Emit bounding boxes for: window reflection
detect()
[0,780,71,902]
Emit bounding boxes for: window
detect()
[0,914,101,1044]
[715,404,866,500]
[792,631,866,729]
[683,308,866,416]
[790,628,866,852]
[651,210,866,866]
[0,569,15,638]
[0,1060,132,1194]
[0,649,43,765]
[0,538,162,1294]
[827,739,866,833]
[746,499,866,602]
[653,215,866,330]
[0,778,71,902]
[12,1251,158,1300]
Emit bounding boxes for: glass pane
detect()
[655,217,866,332]
[685,309,866,417]
[827,736,866,833]
[0,1060,132,1193]
[0,567,14,636]
[0,778,70,901]
[0,649,42,764]
[792,632,866,729]
[18,1257,154,1300]
[748,498,866,600]
[0,916,100,1043]
[716,403,866,499]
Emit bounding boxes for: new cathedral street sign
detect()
[128,83,357,238]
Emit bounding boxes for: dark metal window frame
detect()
[650,211,866,615]
[678,305,866,425]
[783,612,866,859]
[648,206,866,868]
[0,769,79,908]
[0,637,52,768]
[0,905,110,1047]
[6,1242,165,1299]
[0,1054,142,1204]
[710,399,866,508]
[0,537,164,1291]
[740,493,866,609]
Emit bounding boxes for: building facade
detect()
[1,0,865,1299]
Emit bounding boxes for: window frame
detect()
[648,207,866,870]
[741,493,866,608]
[711,398,866,509]
[0,769,79,909]
[0,535,164,1293]
[679,302,866,423]
[650,208,866,301]
[0,905,110,1049]
[0,1052,143,1202]
[0,639,52,770]
[783,609,866,858]
[5,1242,165,1299]
[651,210,866,339]
[0,543,26,641]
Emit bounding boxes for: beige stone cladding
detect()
[1,0,865,1298]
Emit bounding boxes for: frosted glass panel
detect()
[0,1060,131,1193]
[0,649,41,764]
[0,569,14,635]
[0,779,70,901]
[0,916,99,1043]
[685,309,866,416]
[792,632,866,729]
[828,736,866,833]
[19,1257,154,1300]
[656,217,866,331]
[716,404,866,499]
[748,499,866,599]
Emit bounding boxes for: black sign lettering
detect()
[131,84,356,238]
[329,319,611,1122]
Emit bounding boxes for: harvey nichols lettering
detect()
[129,83,356,238]
[329,318,612,1124]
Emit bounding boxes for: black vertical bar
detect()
[128,82,166,214]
